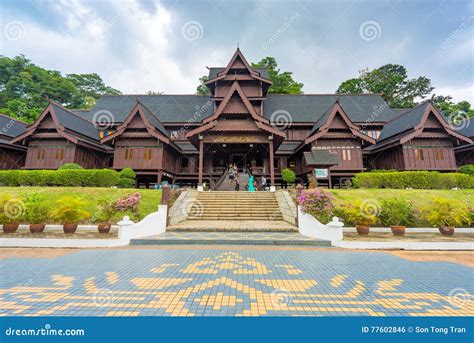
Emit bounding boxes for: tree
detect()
[66,73,120,100]
[0,55,121,123]
[252,57,303,94]
[336,64,434,108]
[433,96,473,119]
[196,76,211,95]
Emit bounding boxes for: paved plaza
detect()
[0,247,473,317]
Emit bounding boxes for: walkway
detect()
[1,247,472,316]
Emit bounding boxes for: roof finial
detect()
[237,42,239,50]
[335,95,340,104]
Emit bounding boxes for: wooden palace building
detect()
[1,49,472,188]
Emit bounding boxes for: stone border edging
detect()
[335,240,474,250]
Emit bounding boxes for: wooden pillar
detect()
[198,140,204,185]
[157,171,163,184]
[269,140,275,186]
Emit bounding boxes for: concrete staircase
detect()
[215,172,250,191]
[188,191,282,221]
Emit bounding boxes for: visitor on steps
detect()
[234,177,240,191]
[260,175,267,191]
[248,175,255,192]
[228,165,235,184]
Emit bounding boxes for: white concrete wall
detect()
[0,205,167,248]
[298,206,344,244]
[168,190,197,225]
[275,190,297,225]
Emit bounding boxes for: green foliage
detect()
[252,57,304,94]
[118,168,136,188]
[0,169,120,187]
[94,197,117,223]
[433,96,473,119]
[58,163,84,170]
[352,171,474,189]
[338,201,379,227]
[378,198,415,226]
[118,178,136,188]
[422,198,471,227]
[24,193,50,224]
[458,165,474,176]
[0,55,121,123]
[119,168,136,180]
[336,64,434,108]
[0,194,25,224]
[281,168,296,184]
[51,197,91,224]
[196,76,211,95]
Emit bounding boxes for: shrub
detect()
[282,168,296,184]
[58,163,84,170]
[341,201,379,227]
[352,171,474,189]
[115,192,141,220]
[297,189,334,223]
[118,178,136,188]
[120,168,136,180]
[422,198,471,227]
[24,194,50,224]
[94,197,117,224]
[378,198,415,227]
[51,197,91,224]
[0,169,120,187]
[0,195,25,224]
[458,164,474,176]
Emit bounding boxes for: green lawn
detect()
[328,189,474,208]
[0,187,162,224]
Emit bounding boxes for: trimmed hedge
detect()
[459,164,474,177]
[58,163,84,170]
[0,169,120,187]
[352,171,474,189]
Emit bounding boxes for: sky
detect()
[1,0,473,103]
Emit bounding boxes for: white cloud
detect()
[433,84,474,103]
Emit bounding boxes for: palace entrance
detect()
[209,143,267,176]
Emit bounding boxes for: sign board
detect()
[314,168,328,179]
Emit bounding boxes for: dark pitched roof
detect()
[76,95,213,123]
[175,141,198,153]
[377,102,429,142]
[139,103,168,137]
[303,150,340,166]
[391,108,412,116]
[263,94,397,123]
[309,105,334,135]
[51,103,100,141]
[0,114,28,138]
[456,117,474,138]
[0,138,27,150]
[276,142,301,153]
[208,67,269,79]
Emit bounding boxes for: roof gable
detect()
[102,102,169,144]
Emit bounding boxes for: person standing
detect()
[234,177,240,191]
[260,175,267,191]
[228,164,235,185]
[248,175,255,192]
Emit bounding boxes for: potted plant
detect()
[423,198,471,236]
[24,194,50,234]
[379,198,415,236]
[297,189,334,223]
[95,197,117,234]
[345,202,379,235]
[51,197,91,234]
[0,195,25,233]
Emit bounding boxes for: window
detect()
[144,149,152,160]
[342,149,351,161]
[414,149,424,161]
[125,148,133,160]
[274,158,280,169]
[55,149,64,160]
[434,149,444,160]
[181,157,189,169]
[36,149,46,160]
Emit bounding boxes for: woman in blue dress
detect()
[248,175,255,192]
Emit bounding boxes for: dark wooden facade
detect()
[0,49,472,188]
